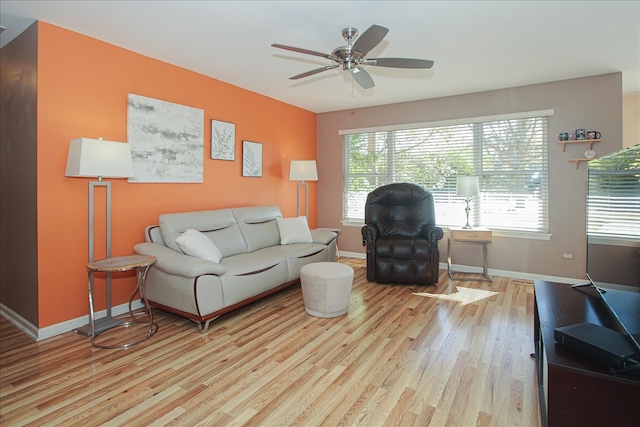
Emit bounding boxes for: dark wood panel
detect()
[534,280,640,427]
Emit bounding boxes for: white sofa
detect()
[134,205,337,332]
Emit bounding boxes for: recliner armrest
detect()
[361,224,378,246]
[134,242,227,278]
[425,225,444,243]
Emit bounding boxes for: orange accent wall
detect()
[36,22,317,327]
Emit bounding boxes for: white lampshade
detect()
[289,160,318,182]
[65,138,134,179]
[456,176,479,197]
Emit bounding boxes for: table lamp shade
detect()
[456,176,479,197]
[289,160,318,182]
[65,138,134,179]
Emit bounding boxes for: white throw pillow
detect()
[175,228,223,263]
[277,216,313,244]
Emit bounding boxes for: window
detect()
[342,111,550,233]
[587,145,640,242]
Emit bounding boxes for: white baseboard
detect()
[340,251,365,260]
[441,261,585,285]
[341,250,598,287]
[0,304,38,340]
[0,300,144,342]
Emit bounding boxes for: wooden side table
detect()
[86,255,158,349]
[446,227,492,281]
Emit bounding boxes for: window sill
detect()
[343,221,552,240]
[588,236,640,247]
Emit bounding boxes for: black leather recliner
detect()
[361,183,444,285]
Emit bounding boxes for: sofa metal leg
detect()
[195,316,219,334]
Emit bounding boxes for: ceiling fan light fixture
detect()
[272,24,434,90]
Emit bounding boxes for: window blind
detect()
[343,113,550,233]
[587,145,640,240]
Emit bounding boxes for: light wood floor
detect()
[0,258,541,426]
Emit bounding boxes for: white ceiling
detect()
[1,1,639,113]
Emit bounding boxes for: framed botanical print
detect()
[242,141,262,177]
[211,119,235,160]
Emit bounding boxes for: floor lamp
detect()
[65,137,134,335]
[289,160,318,217]
[456,176,480,229]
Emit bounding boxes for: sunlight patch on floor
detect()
[413,286,499,306]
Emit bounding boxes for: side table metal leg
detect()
[76,271,122,337]
[136,264,158,340]
[128,268,142,322]
[482,242,491,281]
[447,235,453,280]
[88,272,96,347]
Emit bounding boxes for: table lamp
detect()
[456,176,479,229]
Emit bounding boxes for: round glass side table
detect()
[86,255,158,349]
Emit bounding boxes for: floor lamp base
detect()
[297,181,309,217]
[75,316,123,336]
[76,179,120,336]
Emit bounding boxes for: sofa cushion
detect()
[277,216,313,244]
[175,229,223,263]
[159,209,248,257]
[220,249,286,276]
[232,205,282,252]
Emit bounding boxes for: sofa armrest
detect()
[310,229,337,245]
[134,242,227,277]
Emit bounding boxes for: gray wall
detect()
[0,23,39,324]
[317,73,623,281]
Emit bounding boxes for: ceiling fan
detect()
[271,24,434,89]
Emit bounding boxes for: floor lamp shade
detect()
[65,138,134,179]
[289,160,318,182]
[65,137,134,336]
[289,160,318,217]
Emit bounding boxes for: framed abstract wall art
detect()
[127,94,204,183]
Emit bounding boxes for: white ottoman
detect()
[300,262,354,318]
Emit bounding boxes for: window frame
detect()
[341,110,553,236]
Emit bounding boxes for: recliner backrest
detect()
[365,183,436,238]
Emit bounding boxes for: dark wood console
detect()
[533,280,640,426]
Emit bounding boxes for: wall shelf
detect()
[557,139,600,152]
[569,158,596,170]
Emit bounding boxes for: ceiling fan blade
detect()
[363,58,435,69]
[352,66,375,89]
[271,43,338,61]
[290,64,339,80]
[352,25,389,55]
